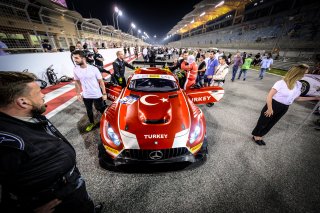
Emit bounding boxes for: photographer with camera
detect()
[93,47,104,68]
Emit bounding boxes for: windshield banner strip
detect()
[131,74,176,81]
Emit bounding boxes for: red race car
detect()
[98,67,224,168]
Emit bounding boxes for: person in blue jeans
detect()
[259,53,273,79]
[231,52,242,81]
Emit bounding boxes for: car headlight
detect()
[189,125,201,144]
[107,125,121,146]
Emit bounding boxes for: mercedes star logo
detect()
[149,150,163,160]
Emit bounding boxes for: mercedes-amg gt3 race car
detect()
[98,67,224,168]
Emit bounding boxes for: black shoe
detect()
[260,140,266,145]
[243,78,246,81]
[252,136,263,145]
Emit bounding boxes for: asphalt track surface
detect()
[50,66,320,213]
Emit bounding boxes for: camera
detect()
[84,50,95,64]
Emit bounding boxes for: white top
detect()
[143,48,148,56]
[272,80,301,105]
[212,64,229,81]
[261,58,273,68]
[73,65,103,99]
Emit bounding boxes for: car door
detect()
[185,86,224,104]
[105,82,122,102]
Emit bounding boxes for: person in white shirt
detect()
[73,50,107,132]
[259,53,273,79]
[142,47,148,62]
[252,64,320,145]
[210,55,229,87]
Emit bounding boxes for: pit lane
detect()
[50,67,320,212]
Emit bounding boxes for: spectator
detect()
[142,47,148,62]
[42,39,52,52]
[251,64,320,145]
[196,54,206,87]
[238,54,253,81]
[210,55,229,87]
[204,51,219,87]
[73,50,107,132]
[259,53,273,80]
[75,41,82,50]
[231,52,243,82]
[252,53,261,66]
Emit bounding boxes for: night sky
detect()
[66,0,201,43]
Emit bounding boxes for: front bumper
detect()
[98,138,208,168]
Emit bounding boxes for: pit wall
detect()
[0,47,136,82]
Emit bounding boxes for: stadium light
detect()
[114,6,119,13]
[215,1,224,8]
[138,30,141,33]
[200,12,206,17]
[116,10,122,30]
[131,23,136,28]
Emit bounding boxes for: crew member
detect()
[181,55,198,90]
[0,72,96,212]
[112,50,135,88]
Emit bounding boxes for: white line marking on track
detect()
[46,96,77,119]
[44,83,75,103]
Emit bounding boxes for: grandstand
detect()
[167,0,320,61]
[0,0,147,54]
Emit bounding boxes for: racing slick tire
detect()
[299,80,310,96]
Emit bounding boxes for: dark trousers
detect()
[83,97,105,123]
[1,168,94,213]
[54,178,94,213]
[231,65,239,81]
[252,99,289,137]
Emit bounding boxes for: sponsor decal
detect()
[103,144,120,155]
[107,93,117,100]
[191,96,212,102]
[144,134,168,139]
[131,74,175,81]
[190,142,203,153]
[140,95,168,106]
[0,131,25,150]
[119,95,139,104]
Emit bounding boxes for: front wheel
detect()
[299,80,310,96]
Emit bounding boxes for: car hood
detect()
[116,91,192,149]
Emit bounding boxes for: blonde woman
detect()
[252,64,320,145]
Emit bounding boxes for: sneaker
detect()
[243,78,246,81]
[85,123,95,132]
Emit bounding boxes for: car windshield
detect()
[128,78,179,92]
